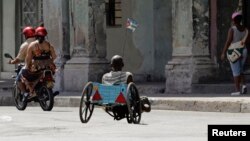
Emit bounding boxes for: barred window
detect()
[105,0,122,27]
[16,0,43,49]
[21,0,39,28]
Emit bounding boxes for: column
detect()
[1,0,15,79]
[43,0,70,91]
[64,0,108,91]
[165,0,216,94]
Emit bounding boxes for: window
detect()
[105,0,122,27]
[15,0,43,56]
[21,0,39,28]
[16,0,43,45]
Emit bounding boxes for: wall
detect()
[153,0,172,81]
[1,0,15,77]
[43,0,63,54]
[69,0,89,57]
[64,0,108,91]
[193,0,209,56]
[106,0,172,82]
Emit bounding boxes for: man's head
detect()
[35,26,47,43]
[111,55,124,71]
[22,26,35,39]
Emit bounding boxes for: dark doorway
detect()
[216,0,238,82]
[243,0,250,29]
[243,0,250,73]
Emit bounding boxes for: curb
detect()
[150,98,250,113]
[1,96,250,113]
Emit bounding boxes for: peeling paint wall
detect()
[88,0,107,58]
[69,0,89,57]
[44,0,63,55]
[107,0,172,82]
[172,0,193,56]
[192,0,209,56]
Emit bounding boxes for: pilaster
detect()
[165,0,216,94]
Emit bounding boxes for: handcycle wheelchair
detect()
[79,82,142,124]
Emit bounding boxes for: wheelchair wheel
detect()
[39,87,54,111]
[79,82,94,123]
[126,82,142,124]
[12,84,27,111]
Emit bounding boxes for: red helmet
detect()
[22,26,35,38]
[35,26,47,36]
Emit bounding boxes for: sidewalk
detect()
[1,80,250,113]
[1,90,250,113]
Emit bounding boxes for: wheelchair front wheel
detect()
[79,82,94,123]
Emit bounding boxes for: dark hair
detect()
[233,15,243,24]
[111,55,124,69]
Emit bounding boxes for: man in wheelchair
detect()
[102,55,151,120]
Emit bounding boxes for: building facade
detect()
[0,0,249,93]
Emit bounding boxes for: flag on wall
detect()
[126,18,138,32]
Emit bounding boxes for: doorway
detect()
[243,0,250,73]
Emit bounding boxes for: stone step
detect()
[0,79,14,91]
[136,82,165,95]
[192,83,246,94]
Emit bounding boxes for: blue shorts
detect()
[16,67,24,82]
[228,47,248,77]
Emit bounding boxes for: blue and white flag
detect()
[126,18,138,32]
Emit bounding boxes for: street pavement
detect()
[1,107,250,141]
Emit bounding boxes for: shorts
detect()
[16,67,24,82]
[21,69,42,82]
[228,47,248,77]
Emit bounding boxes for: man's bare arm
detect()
[9,44,26,64]
[9,58,21,64]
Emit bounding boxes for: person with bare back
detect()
[21,26,57,101]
